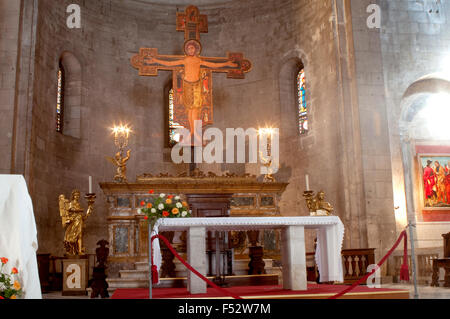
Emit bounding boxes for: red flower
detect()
[148,190,154,194]
[162,211,169,217]
[1,257,8,264]
[0,296,4,299]
[11,267,18,274]
[144,216,148,220]
[167,195,174,199]
[140,201,146,207]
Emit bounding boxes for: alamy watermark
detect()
[366,264,381,288]
[66,4,81,29]
[366,4,381,29]
[171,121,280,175]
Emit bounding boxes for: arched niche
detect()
[58,51,82,139]
[278,50,309,140]
[399,76,450,225]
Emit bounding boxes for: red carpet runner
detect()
[111,284,407,299]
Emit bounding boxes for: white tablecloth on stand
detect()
[0,175,42,299]
[151,216,344,284]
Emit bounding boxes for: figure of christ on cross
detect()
[145,40,237,144]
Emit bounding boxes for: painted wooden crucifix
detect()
[131,5,252,145]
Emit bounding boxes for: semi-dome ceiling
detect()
[132,0,235,6]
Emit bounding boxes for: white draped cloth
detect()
[0,175,42,299]
[151,216,344,284]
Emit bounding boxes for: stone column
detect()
[187,226,206,294]
[0,0,21,174]
[281,225,306,290]
[400,132,419,298]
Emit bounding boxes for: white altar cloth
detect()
[0,175,42,299]
[151,216,344,293]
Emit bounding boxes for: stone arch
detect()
[398,76,450,224]
[400,75,450,125]
[278,49,309,140]
[59,51,82,139]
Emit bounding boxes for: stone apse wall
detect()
[18,0,396,260]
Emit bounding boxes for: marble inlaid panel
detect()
[231,196,255,207]
[117,197,131,208]
[114,226,129,254]
[135,226,139,254]
[261,196,275,207]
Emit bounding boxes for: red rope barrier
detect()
[151,234,243,299]
[328,229,409,299]
[150,229,409,300]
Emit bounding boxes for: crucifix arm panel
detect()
[146,56,184,68]
[201,53,252,79]
[131,48,185,76]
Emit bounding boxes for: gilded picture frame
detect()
[418,154,450,210]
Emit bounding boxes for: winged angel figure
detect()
[59,190,93,256]
[259,151,275,183]
[106,150,131,183]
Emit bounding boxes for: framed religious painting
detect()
[418,154,450,221]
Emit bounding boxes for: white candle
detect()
[305,174,310,191]
[89,176,93,194]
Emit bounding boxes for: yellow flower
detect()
[13,280,21,290]
[182,201,188,207]
[10,295,17,299]
[172,208,179,215]
[166,199,172,204]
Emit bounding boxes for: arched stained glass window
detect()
[56,63,65,133]
[297,68,308,135]
[168,87,185,146]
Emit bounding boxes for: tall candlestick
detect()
[305,174,310,191]
[89,176,93,194]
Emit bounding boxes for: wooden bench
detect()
[431,232,450,287]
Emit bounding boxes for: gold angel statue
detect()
[106,150,131,183]
[316,191,334,215]
[303,190,334,216]
[59,190,94,256]
[259,151,276,182]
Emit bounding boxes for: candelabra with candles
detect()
[107,125,132,183]
[259,127,276,183]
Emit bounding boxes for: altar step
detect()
[107,274,280,290]
[118,269,149,279]
[135,262,150,271]
[107,278,150,289]
[107,259,279,289]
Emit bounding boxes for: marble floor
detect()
[381,283,450,299]
[41,283,450,299]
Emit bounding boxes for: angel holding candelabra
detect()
[107,150,131,183]
[107,125,132,183]
[59,190,95,256]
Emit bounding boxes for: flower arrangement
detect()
[0,258,22,299]
[139,190,192,228]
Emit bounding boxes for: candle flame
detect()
[258,127,275,136]
[111,124,132,137]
